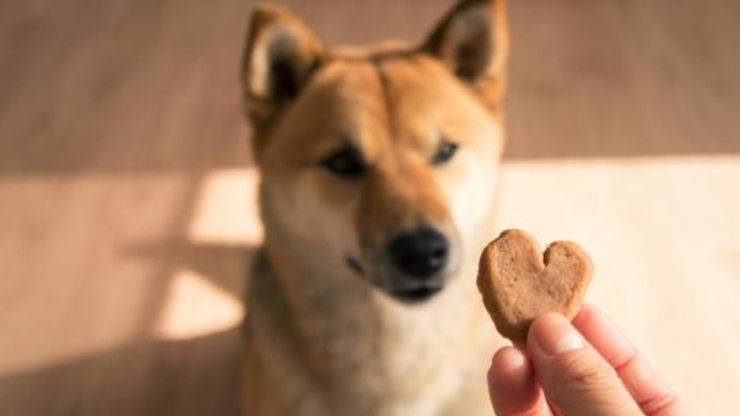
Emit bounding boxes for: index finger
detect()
[572,304,685,415]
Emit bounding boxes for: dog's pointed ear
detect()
[241,5,324,130]
[422,0,509,109]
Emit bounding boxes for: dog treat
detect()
[477,229,593,343]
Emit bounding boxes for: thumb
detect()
[527,313,643,416]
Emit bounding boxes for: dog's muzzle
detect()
[348,227,455,304]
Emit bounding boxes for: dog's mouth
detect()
[345,254,444,304]
[346,255,365,277]
[391,285,443,303]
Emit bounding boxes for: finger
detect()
[573,305,685,415]
[488,346,551,416]
[527,313,643,416]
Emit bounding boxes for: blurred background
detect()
[1,0,738,414]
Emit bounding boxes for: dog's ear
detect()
[422,0,509,109]
[241,5,324,134]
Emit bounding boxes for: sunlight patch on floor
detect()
[154,269,245,340]
[188,168,263,245]
[155,168,261,340]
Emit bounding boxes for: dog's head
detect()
[242,0,508,304]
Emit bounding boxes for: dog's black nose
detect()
[389,228,449,278]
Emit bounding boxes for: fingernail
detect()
[533,314,585,355]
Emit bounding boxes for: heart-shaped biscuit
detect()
[477,229,593,343]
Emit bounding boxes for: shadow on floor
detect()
[0,328,244,416]
[124,241,259,301]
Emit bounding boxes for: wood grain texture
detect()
[0,0,738,414]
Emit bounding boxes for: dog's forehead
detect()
[373,55,486,147]
[272,54,490,163]
[286,59,390,160]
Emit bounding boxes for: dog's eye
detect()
[431,141,459,165]
[320,145,366,178]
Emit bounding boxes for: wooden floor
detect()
[1,0,738,414]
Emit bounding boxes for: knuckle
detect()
[553,348,616,388]
[543,349,639,414]
[641,391,681,415]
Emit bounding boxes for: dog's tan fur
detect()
[241,1,509,414]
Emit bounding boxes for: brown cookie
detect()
[476,229,593,343]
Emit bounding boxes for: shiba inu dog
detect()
[241,0,509,414]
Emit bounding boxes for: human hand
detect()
[487,304,685,416]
